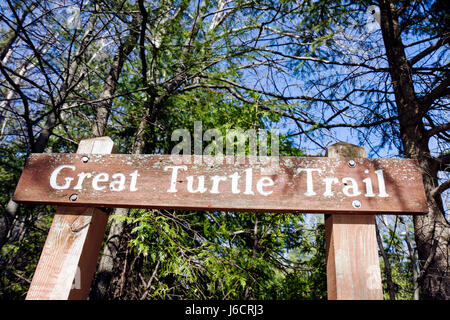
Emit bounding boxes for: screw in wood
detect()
[69,194,78,201]
[352,200,361,209]
[348,160,356,168]
[81,156,89,163]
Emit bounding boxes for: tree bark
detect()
[375,218,396,300]
[90,114,149,300]
[92,22,139,137]
[379,0,450,300]
[87,16,140,298]
[401,217,420,300]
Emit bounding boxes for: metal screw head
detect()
[348,160,356,168]
[69,194,78,201]
[81,156,89,163]
[352,200,362,209]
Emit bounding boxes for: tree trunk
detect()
[92,24,139,137]
[90,114,149,300]
[375,218,396,300]
[401,217,420,300]
[379,0,450,300]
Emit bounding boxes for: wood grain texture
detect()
[14,153,427,214]
[325,142,383,300]
[25,137,113,300]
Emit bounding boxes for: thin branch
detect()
[427,123,450,138]
[408,36,449,66]
[430,179,450,200]
[420,76,450,111]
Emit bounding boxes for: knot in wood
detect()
[70,216,90,233]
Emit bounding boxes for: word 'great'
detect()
[49,164,390,198]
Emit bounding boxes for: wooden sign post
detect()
[325,142,383,300]
[13,138,428,300]
[25,137,114,299]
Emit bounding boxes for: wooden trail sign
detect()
[14,153,427,215]
[14,138,429,300]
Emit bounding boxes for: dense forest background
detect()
[0,0,448,300]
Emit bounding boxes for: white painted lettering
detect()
[229,172,241,194]
[92,173,109,191]
[49,165,75,190]
[187,176,207,193]
[164,165,187,193]
[110,173,126,191]
[323,177,339,197]
[342,177,361,197]
[129,170,140,191]
[363,177,375,197]
[298,168,322,196]
[73,172,92,190]
[375,169,389,197]
[256,177,274,196]
[210,175,227,194]
[244,168,254,195]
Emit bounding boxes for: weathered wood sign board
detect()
[13,154,427,214]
